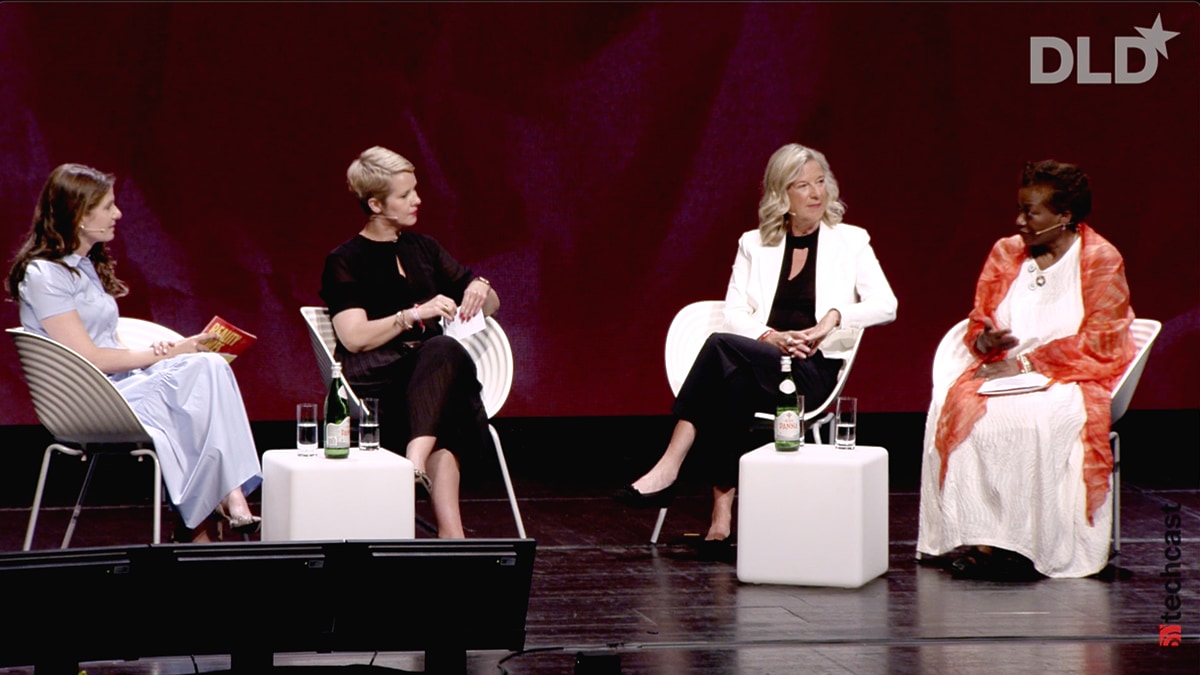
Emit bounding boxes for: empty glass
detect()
[296,403,318,456]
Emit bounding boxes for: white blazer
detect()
[722,222,898,359]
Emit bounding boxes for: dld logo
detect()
[1030,14,1179,84]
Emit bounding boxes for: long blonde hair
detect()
[756,143,845,246]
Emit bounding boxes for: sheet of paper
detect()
[442,311,486,341]
[977,372,1052,396]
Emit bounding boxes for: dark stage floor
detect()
[0,414,1197,674]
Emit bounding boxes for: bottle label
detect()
[779,379,796,395]
[326,420,351,449]
[774,409,801,441]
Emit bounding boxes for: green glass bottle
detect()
[324,362,351,459]
[774,355,803,451]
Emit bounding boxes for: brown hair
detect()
[7,163,129,300]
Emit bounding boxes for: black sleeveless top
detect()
[767,230,819,331]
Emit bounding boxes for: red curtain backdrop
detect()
[1,3,1196,422]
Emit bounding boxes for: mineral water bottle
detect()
[324,362,351,459]
[774,355,803,451]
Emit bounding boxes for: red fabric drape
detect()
[934,224,1135,523]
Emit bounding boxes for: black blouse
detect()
[767,230,819,331]
[319,232,476,347]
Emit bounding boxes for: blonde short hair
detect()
[346,146,416,214]
[756,143,845,246]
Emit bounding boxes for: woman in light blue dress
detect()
[7,163,262,542]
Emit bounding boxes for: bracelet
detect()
[758,329,775,341]
[473,276,490,287]
[411,303,425,332]
[394,310,410,331]
[1017,354,1033,374]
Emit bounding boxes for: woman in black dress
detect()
[320,146,499,538]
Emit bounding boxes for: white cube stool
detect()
[737,443,888,588]
[261,448,415,541]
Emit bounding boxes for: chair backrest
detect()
[457,317,514,419]
[300,307,513,419]
[1111,318,1161,424]
[664,301,726,397]
[931,317,1161,423]
[115,317,186,347]
[663,300,864,421]
[300,306,364,416]
[7,328,153,446]
[807,326,864,420]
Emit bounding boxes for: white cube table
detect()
[261,448,415,541]
[737,443,888,588]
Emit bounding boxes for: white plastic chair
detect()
[300,307,526,538]
[926,317,1161,559]
[1109,318,1161,557]
[8,317,183,550]
[650,300,865,544]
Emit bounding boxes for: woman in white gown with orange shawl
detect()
[917,160,1135,579]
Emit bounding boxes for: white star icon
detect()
[1135,14,1180,58]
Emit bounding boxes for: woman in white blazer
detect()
[613,143,898,556]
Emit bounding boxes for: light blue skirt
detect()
[115,353,262,529]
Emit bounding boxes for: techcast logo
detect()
[1031,13,1179,84]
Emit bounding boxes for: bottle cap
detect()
[780,355,791,370]
[331,362,342,377]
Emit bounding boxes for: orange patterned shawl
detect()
[934,224,1135,523]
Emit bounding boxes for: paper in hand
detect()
[441,311,486,341]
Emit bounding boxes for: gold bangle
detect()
[1018,354,1033,373]
[474,277,490,287]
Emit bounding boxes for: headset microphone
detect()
[1027,221,1067,236]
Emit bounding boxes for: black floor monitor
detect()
[0,539,536,674]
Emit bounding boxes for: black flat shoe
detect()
[611,483,677,509]
[950,549,1044,582]
[949,553,990,580]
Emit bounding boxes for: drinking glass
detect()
[835,396,857,450]
[296,403,319,456]
[359,397,380,451]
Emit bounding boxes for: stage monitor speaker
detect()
[0,539,536,675]
[328,539,536,654]
[0,547,140,669]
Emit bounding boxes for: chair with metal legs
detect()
[300,306,526,538]
[8,317,183,550]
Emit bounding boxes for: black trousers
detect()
[672,332,842,486]
[345,336,492,481]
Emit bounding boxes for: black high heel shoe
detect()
[695,534,736,562]
[611,482,677,509]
